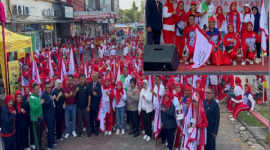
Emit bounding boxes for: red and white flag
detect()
[48,52,54,78]
[260,0,269,52]
[116,64,120,82]
[32,59,41,84]
[69,49,75,75]
[187,28,214,69]
[97,87,107,133]
[60,58,67,82]
[148,75,152,89]
[153,95,161,146]
[84,63,88,78]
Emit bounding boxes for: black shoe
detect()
[133,131,139,137]
[95,131,99,136]
[161,140,165,144]
[128,130,135,135]
[78,134,82,138]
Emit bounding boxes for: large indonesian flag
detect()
[187,28,214,69]
[98,87,107,133]
[260,0,269,52]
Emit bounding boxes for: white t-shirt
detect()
[197,3,215,29]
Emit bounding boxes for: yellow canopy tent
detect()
[0,25,33,94]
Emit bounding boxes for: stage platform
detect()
[144,57,269,75]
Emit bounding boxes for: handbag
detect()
[211,50,225,66]
[225,46,234,52]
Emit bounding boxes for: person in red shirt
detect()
[223,23,240,66]
[162,0,177,44]
[241,22,261,65]
[226,2,241,35]
[186,1,199,25]
[184,14,200,65]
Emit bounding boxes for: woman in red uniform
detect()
[175,1,186,62]
[241,22,261,65]
[226,2,241,35]
[223,23,240,65]
[162,0,177,44]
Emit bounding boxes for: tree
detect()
[131,1,138,11]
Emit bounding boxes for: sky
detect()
[119,0,143,10]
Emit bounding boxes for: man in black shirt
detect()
[74,74,91,138]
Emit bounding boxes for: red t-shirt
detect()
[63,84,76,105]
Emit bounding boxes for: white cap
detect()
[244,4,250,7]
[106,67,111,71]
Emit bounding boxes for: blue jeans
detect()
[219,31,225,51]
[116,106,126,130]
[65,104,77,133]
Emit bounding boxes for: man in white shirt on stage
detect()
[197,0,215,29]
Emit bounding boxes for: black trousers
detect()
[256,42,261,58]
[30,120,43,149]
[161,128,167,142]
[45,119,55,148]
[16,127,28,150]
[165,128,176,150]
[3,134,15,150]
[147,31,161,45]
[128,110,139,130]
[55,110,64,139]
[78,108,91,135]
[90,109,99,132]
[206,126,216,150]
[127,110,130,125]
[141,110,152,137]
[28,118,34,146]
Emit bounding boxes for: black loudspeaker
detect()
[144,45,180,71]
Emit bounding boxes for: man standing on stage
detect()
[203,88,220,150]
[197,0,215,29]
[146,0,163,44]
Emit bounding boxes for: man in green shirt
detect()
[29,83,45,150]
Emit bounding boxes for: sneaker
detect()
[146,136,151,141]
[116,129,120,135]
[142,130,145,135]
[233,61,237,66]
[113,126,116,131]
[143,135,148,140]
[250,61,254,65]
[258,58,262,62]
[241,61,246,66]
[53,142,57,146]
[59,138,63,142]
[230,118,235,121]
[105,131,108,136]
[121,129,125,134]
[30,145,36,149]
[255,58,260,64]
[72,131,77,138]
[229,115,233,118]
[83,127,86,132]
[25,148,31,150]
[165,142,168,146]
[185,62,189,65]
[108,131,112,135]
[126,125,130,130]
[64,133,70,139]
[47,147,55,150]
[180,60,183,63]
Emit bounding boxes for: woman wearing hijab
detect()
[193,96,208,150]
[241,22,261,65]
[1,95,16,150]
[165,83,173,94]
[175,1,186,62]
[172,83,184,150]
[215,6,226,51]
[232,84,256,120]
[226,2,241,35]
[162,0,177,44]
[52,79,65,141]
[138,80,153,141]
[224,23,240,65]
[186,1,199,25]
[252,6,262,64]
[217,75,234,102]
[103,77,115,136]
[230,77,243,113]
[240,4,255,38]
[14,91,29,150]
[113,81,127,135]
[161,92,176,150]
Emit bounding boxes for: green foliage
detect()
[119,0,143,24]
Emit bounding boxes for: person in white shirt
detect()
[98,44,104,59]
[197,0,216,29]
[90,39,95,58]
[240,4,255,38]
[123,44,129,56]
[113,81,127,135]
[214,6,226,51]
[138,80,153,141]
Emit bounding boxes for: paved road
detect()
[40,103,253,150]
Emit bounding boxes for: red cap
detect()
[208,16,216,22]
[191,1,197,5]
[74,73,79,78]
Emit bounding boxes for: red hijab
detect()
[227,23,236,35]
[162,92,173,109]
[175,83,185,97]
[228,2,240,25]
[215,6,225,29]
[245,84,252,94]
[235,77,242,88]
[24,85,30,98]
[165,83,173,94]
[111,76,116,89]
[14,90,22,114]
[115,81,124,105]
[176,1,186,22]
[4,95,14,113]
[29,80,36,92]
[165,0,174,13]
[103,77,111,90]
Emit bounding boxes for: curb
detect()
[237,118,269,149]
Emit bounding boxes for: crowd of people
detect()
[146,0,269,66]
[2,59,268,150]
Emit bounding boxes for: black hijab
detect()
[252,6,260,33]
